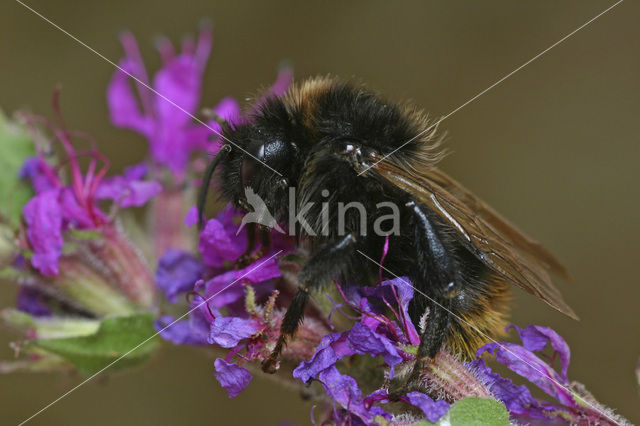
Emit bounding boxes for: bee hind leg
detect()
[388,299,451,399]
[262,233,357,373]
[390,200,456,398]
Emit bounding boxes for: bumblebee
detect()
[198,76,577,380]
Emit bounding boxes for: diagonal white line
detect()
[359,0,624,176]
[356,250,621,425]
[18,250,283,425]
[14,0,283,177]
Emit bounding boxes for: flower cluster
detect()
[156,220,628,424]
[0,24,630,425]
[155,205,329,395]
[0,104,161,373]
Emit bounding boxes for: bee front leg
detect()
[236,225,271,267]
[262,233,356,373]
[235,223,257,268]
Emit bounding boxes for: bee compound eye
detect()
[247,140,265,161]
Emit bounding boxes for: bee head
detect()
[198,94,302,228]
[198,120,295,226]
[241,133,293,189]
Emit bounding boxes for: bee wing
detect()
[369,156,578,320]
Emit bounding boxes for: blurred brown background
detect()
[1,1,639,424]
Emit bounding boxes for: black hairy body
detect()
[199,76,574,381]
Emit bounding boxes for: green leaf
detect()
[1,308,101,339]
[34,313,159,375]
[442,398,509,426]
[0,111,35,225]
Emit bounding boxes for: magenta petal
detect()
[203,280,245,310]
[20,157,58,194]
[156,249,203,302]
[404,392,450,423]
[23,190,63,276]
[317,366,389,423]
[198,212,246,267]
[383,277,420,345]
[203,257,281,303]
[184,205,198,227]
[123,163,148,180]
[152,55,202,128]
[508,324,571,381]
[95,176,162,207]
[155,316,208,346]
[118,180,162,207]
[270,66,294,97]
[58,188,99,228]
[347,322,402,369]
[293,333,351,383]
[468,358,564,420]
[194,23,213,70]
[208,316,259,348]
[478,341,575,407]
[184,123,216,153]
[17,286,51,317]
[213,97,242,126]
[149,126,193,175]
[251,67,294,115]
[214,359,252,398]
[107,59,154,137]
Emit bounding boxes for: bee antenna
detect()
[197,144,232,230]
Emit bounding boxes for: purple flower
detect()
[16,286,51,317]
[347,322,403,370]
[184,205,199,228]
[155,315,209,346]
[18,114,161,277]
[318,366,390,424]
[244,65,294,121]
[293,333,351,383]
[156,249,203,302]
[469,357,559,420]
[95,164,162,208]
[471,324,626,424]
[404,392,450,423]
[23,189,63,276]
[203,257,281,302]
[108,24,294,178]
[198,205,247,268]
[19,157,58,194]
[292,279,436,424]
[107,25,220,176]
[214,358,252,398]
[208,316,259,348]
[509,324,570,379]
[478,325,574,406]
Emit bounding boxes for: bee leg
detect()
[260,226,271,253]
[405,201,459,298]
[388,300,451,399]
[235,223,257,268]
[410,301,450,386]
[389,201,457,398]
[236,225,271,268]
[262,233,357,373]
